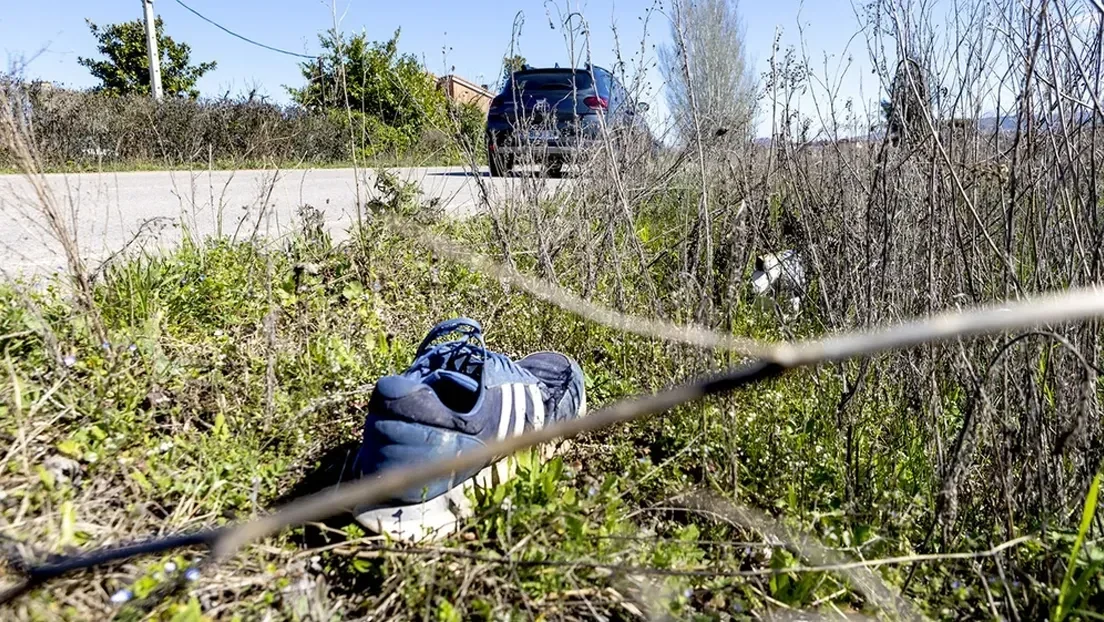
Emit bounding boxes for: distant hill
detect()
[748,110,1098,146]
[976,114,1020,132]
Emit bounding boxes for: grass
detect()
[0,151,487,175]
[0,176,1102,621]
[0,160,362,175]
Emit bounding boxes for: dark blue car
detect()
[485,64,651,177]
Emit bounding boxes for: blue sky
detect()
[1,0,888,137]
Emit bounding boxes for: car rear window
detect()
[510,71,595,93]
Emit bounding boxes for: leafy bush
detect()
[288,28,455,163]
[1,80,351,168]
[1,73,477,169]
[451,101,486,151]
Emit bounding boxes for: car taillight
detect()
[584,96,608,110]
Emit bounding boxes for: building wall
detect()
[436,76,493,114]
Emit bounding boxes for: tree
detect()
[881,56,930,146]
[500,54,527,87]
[658,0,756,144]
[78,17,216,98]
[290,29,444,129]
[289,29,451,156]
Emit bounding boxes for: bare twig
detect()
[89,216,172,281]
[330,533,1032,578]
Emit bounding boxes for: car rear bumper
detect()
[492,142,599,156]
[486,119,604,158]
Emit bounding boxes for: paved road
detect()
[0,166,562,279]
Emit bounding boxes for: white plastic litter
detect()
[750,250,806,317]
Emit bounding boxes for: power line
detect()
[172,0,317,60]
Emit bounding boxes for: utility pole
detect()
[142,0,164,100]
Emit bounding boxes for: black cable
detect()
[0,529,220,605]
[172,0,317,60]
[26,530,221,581]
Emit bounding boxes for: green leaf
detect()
[1054,469,1103,621]
[133,574,159,599]
[36,466,55,491]
[342,281,364,300]
[57,439,81,458]
[566,514,584,538]
[59,501,76,547]
[436,599,462,622]
[169,597,205,622]
[561,487,576,507]
[678,523,700,542]
[212,412,228,439]
[542,469,556,499]
[274,287,297,307]
[130,469,152,493]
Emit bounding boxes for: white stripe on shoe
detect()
[512,383,527,437]
[527,384,545,430]
[497,384,512,441]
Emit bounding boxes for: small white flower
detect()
[501,497,514,512]
[110,589,132,604]
[213,329,224,337]
[164,561,177,573]
[184,568,200,581]
[63,355,77,367]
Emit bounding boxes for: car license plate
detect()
[528,130,560,141]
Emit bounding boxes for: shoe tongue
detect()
[426,369,480,394]
[376,375,423,399]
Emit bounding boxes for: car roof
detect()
[514,65,610,74]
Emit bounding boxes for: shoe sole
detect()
[353,384,586,542]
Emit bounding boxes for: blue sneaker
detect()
[353,318,586,541]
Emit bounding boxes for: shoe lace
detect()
[413,318,520,379]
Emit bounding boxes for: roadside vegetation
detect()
[0,84,485,173]
[2,24,485,172]
[3,0,1104,620]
